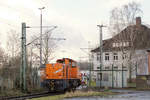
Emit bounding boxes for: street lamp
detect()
[39,7,45,66]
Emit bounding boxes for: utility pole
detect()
[39,7,45,66]
[97,24,106,88]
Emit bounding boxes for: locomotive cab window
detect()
[72,62,76,68]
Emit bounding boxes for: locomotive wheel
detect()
[72,88,76,92]
[69,88,75,92]
[49,81,55,91]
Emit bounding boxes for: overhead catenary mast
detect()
[97,24,106,87]
[39,7,45,66]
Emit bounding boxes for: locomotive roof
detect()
[56,58,76,63]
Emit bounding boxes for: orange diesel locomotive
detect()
[42,58,81,91]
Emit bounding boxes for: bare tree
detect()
[31,30,56,65]
[109,2,143,82]
[7,30,21,58]
[3,30,21,89]
[109,2,142,35]
[42,30,56,64]
[25,30,57,90]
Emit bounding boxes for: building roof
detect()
[91,17,150,53]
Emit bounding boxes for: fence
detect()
[91,64,128,88]
[88,63,139,88]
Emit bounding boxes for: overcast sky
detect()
[0,0,149,62]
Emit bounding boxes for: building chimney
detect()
[136,17,141,27]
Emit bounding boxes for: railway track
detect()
[0,91,64,100]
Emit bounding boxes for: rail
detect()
[0,91,64,100]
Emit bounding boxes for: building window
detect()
[112,43,116,47]
[126,42,129,46]
[113,41,129,47]
[122,66,127,69]
[113,53,118,60]
[97,53,101,61]
[91,54,94,59]
[123,42,126,46]
[105,53,109,61]
[97,73,102,81]
[105,66,109,70]
[122,53,127,60]
[112,42,118,47]
[116,43,119,47]
[113,66,118,70]
[103,73,109,81]
[97,53,99,60]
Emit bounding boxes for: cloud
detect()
[0,0,147,61]
[108,0,144,8]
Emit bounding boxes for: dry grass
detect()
[31,90,117,100]
[0,88,45,97]
[64,90,115,98]
[30,94,64,100]
[0,89,26,97]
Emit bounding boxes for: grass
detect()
[0,88,45,97]
[30,90,117,100]
[0,89,26,97]
[127,82,136,87]
[90,81,96,87]
[30,94,64,100]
